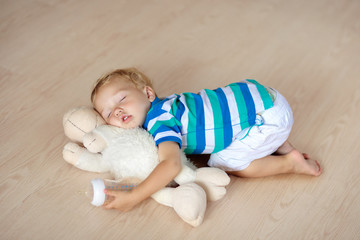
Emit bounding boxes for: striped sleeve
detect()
[144,97,183,148]
[147,112,183,147]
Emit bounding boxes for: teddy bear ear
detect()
[63,106,105,143]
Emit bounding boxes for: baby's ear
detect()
[144,86,156,102]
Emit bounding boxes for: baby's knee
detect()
[227,167,254,178]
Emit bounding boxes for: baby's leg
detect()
[275,140,295,155]
[227,149,322,178]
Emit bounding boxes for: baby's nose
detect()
[114,108,122,117]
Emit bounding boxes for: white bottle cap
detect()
[90,178,106,206]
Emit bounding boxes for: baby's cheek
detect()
[109,119,121,128]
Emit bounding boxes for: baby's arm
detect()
[104,141,182,211]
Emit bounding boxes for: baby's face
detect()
[94,77,155,129]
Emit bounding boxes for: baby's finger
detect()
[103,202,114,209]
[103,197,117,209]
[104,189,116,196]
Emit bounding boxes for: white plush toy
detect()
[62,106,230,227]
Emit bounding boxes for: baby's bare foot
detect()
[288,150,322,176]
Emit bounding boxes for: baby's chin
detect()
[110,123,141,129]
[108,118,142,129]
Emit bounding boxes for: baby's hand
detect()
[103,190,140,212]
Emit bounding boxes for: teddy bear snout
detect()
[83,132,107,153]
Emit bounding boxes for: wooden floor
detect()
[1,0,360,239]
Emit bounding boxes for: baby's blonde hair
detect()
[91,67,154,104]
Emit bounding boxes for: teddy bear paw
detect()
[196,167,230,186]
[172,183,207,227]
[195,167,230,201]
[63,142,85,165]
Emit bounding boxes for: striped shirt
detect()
[143,80,274,154]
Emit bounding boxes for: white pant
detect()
[208,91,294,171]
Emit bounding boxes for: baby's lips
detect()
[121,115,131,122]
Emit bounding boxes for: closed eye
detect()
[106,95,125,119]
